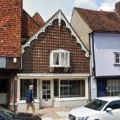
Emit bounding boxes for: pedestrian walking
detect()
[25,85,35,114]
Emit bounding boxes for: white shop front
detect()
[17,73,89,111]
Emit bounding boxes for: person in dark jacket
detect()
[25,85,35,114]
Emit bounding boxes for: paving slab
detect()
[19,107,74,120]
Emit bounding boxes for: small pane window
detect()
[42,80,51,100]
[20,79,37,100]
[115,53,120,64]
[116,59,119,63]
[107,80,120,96]
[50,49,70,67]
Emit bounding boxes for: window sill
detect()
[54,97,87,101]
[18,99,40,103]
[49,65,71,68]
[114,63,120,66]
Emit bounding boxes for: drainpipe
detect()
[12,73,15,111]
[20,56,22,69]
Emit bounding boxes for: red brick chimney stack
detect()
[115,1,120,15]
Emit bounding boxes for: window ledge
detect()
[49,65,71,68]
[54,97,88,101]
[18,99,40,104]
[114,63,120,66]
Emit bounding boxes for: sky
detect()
[23,0,120,22]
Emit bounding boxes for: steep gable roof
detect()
[22,10,89,57]
[75,7,120,32]
[33,12,44,27]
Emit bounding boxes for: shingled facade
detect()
[22,20,89,73]
[17,10,89,110]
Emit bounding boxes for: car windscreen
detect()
[85,99,108,111]
[0,107,15,118]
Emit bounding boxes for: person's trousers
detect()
[26,102,35,114]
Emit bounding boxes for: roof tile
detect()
[75,7,120,32]
[32,12,44,27]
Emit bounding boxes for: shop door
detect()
[0,79,9,108]
[97,79,106,97]
[41,80,52,107]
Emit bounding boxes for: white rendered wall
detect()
[93,33,120,77]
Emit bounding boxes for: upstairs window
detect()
[115,53,120,64]
[50,49,70,68]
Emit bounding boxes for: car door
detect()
[102,100,120,120]
[0,114,5,120]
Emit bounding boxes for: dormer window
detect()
[50,49,70,68]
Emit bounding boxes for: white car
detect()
[69,96,120,120]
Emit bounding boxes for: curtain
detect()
[61,53,64,65]
[53,53,59,65]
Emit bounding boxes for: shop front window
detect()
[20,79,37,100]
[54,80,85,98]
[107,80,120,96]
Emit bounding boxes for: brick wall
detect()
[22,19,89,73]
[0,0,22,56]
[8,73,18,111]
[22,10,40,38]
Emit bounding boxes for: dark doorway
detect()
[0,79,9,108]
[97,79,107,97]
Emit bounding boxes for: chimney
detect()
[115,1,120,15]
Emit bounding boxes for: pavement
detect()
[28,107,74,120]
